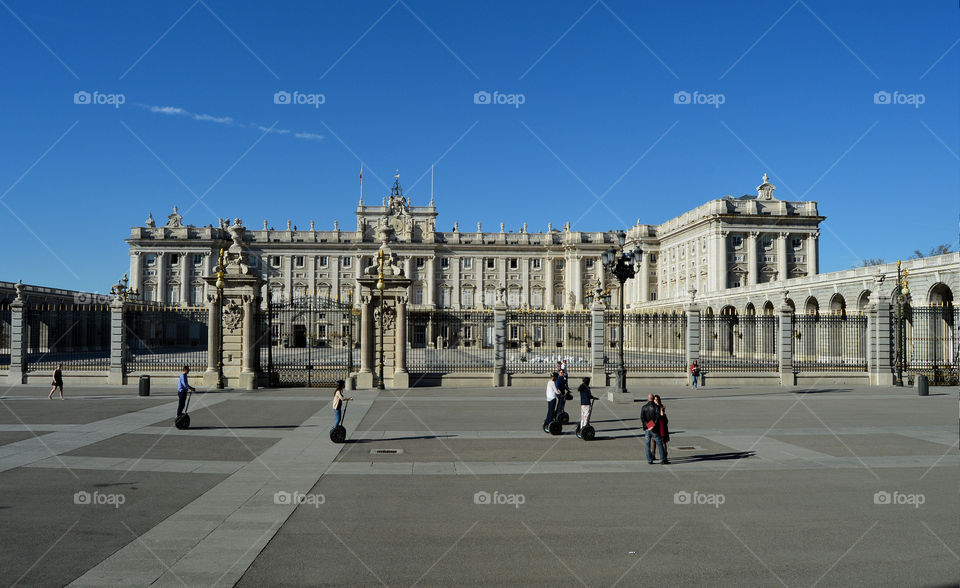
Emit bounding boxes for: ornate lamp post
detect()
[215,248,226,390]
[376,249,386,390]
[600,230,643,394]
[894,260,911,386]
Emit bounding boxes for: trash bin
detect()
[139,374,150,397]
[917,375,929,397]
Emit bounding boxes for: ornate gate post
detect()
[108,297,126,385]
[394,296,410,388]
[778,291,795,386]
[685,303,700,386]
[7,282,27,385]
[493,293,506,387]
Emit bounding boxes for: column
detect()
[544,255,554,309]
[870,287,893,385]
[129,253,141,292]
[108,299,126,385]
[747,232,758,287]
[777,232,789,283]
[453,257,462,309]
[204,295,219,380]
[156,252,166,303]
[332,256,341,301]
[685,303,700,385]
[426,255,436,308]
[285,257,293,302]
[640,253,650,304]
[806,231,819,276]
[179,253,189,305]
[574,256,583,308]
[492,300,506,386]
[393,297,409,388]
[475,256,483,308]
[522,258,530,307]
[778,301,795,386]
[353,254,363,299]
[7,292,26,385]
[590,301,606,391]
[357,296,374,388]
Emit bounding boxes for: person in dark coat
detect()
[641,393,668,465]
[649,394,670,460]
[577,377,598,435]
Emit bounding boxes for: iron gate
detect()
[264,295,358,387]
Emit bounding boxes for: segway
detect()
[575,397,597,441]
[330,399,349,443]
[174,389,193,430]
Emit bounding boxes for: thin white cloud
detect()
[140,104,322,142]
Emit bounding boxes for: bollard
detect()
[138,374,150,396]
[917,375,928,397]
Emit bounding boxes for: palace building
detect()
[125,173,823,309]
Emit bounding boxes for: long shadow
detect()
[793,389,854,395]
[667,451,755,464]
[345,434,457,444]
[589,417,640,424]
[187,425,313,430]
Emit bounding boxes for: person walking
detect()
[48,363,64,399]
[543,372,560,433]
[649,394,670,460]
[176,366,196,419]
[641,393,668,464]
[332,380,352,428]
[578,377,598,434]
[690,360,700,389]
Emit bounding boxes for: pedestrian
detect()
[690,360,700,389]
[578,377,598,433]
[332,380,352,428]
[48,363,64,400]
[649,394,670,460]
[556,369,571,416]
[176,365,196,418]
[543,372,559,433]
[641,393,668,464]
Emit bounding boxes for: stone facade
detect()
[125,174,824,309]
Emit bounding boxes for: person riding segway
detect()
[175,365,196,430]
[554,369,572,425]
[543,372,560,434]
[330,380,352,443]
[575,377,599,440]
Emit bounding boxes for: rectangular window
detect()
[169,254,180,265]
[509,258,518,269]
[145,254,156,266]
[342,257,352,268]
[555,259,564,270]
[440,258,449,269]
[792,238,803,248]
[463,258,473,270]
[486,258,495,269]
[732,236,743,248]
[193,254,203,265]
[270,256,281,268]
[650,292,657,301]
[416,257,425,268]
[649,254,657,263]
[509,325,519,340]
[586,258,595,268]
[294,256,305,268]
[414,287,423,305]
[463,288,474,307]
[532,259,541,269]
[318,256,328,267]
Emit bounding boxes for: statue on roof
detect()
[166,206,183,228]
[757,173,776,200]
[145,212,155,228]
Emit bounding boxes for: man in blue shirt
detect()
[177,366,196,417]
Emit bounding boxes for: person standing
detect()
[690,360,700,389]
[543,372,559,433]
[578,377,598,433]
[332,380,352,428]
[48,363,64,400]
[176,366,196,418]
[649,394,670,460]
[641,393,668,464]
[556,369,570,418]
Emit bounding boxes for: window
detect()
[649,292,657,301]
[555,260,564,270]
[532,259,541,269]
[649,254,657,263]
[792,238,803,248]
[416,257,425,268]
[531,289,543,308]
[294,256,305,268]
[732,236,743,248]
[342,257,352,268]
[270,256,281,268]
[507,289,519,307]
[440,258,449,269]
[439,288,450,308]
[463,258,473,270]
[483,288,495,307]
[193,254,203,265]
[167,285,179,304]
[170,254,180,265]
[533,325,543,342]
[191,286,203,305]
[464,325,473,340]
[145,254,156,266]
[586,258,594,268]
[463,288,474,308]
[249,256,259,268]
[509,258,518,269]
[294,285,307,298]
[509,325,519,340]
[414,286,424,305]
[554,289,564,307]
[318,256,328,267]
[486,258,495,269]
[732,280,742,288]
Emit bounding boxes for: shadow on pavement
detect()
[345,435,457,443]
[668,451,756,463]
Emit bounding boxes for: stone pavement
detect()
[0,383,957,587]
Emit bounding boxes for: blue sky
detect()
[1,0,957,293]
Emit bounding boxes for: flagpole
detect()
[360,163,364,204]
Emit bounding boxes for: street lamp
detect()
[376,249,386,391]
[215,248,225,390]
[894,260,910,386]
[599,230,643,394]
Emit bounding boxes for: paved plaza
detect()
[0,381,957,587]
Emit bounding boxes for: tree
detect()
[912,243,954,259]
[860,258,885,267]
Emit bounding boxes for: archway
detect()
[856,290,872,312]
[829,293,846,317]
[762,300,775,316]
[928,283,954,305]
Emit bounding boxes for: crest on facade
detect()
[223,300,244,331]
[166,206,183,228]
[756,173,777,200]
[374,305,396,330]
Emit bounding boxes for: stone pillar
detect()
[453,258,461,309]
[108,298,126,385]
[778,303,795,386]
[241,297,256,384]
[747,232,758,287]
[156,252,166,303]
[713,231,728,292]
[522,258,530,307]
[777,232,789,283]
[205,295,219,379]
[130,253,141,292]
[7,291,27,385]
[493,301,506,387]
[590,301,606,389]
[179,253,189,305]
[357,296,374,388]
[640,254,650,304]
[806,231,819,276]
[870,292,893,385]
[574,257,584,308]
[544,255,554,310]
[685,303,700,385]
[426,256,436,308]
[393,297,409,388]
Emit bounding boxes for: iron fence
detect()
[407,310,495,373]
[0,302,11,369]
[700,311,778,372]
[609,311,687,372]
[264,296,357,386]
[904,304,959,385]
[504,310,591,375]
[125,304,208,372]
[792,313,867,372]
[25,303,110,372]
